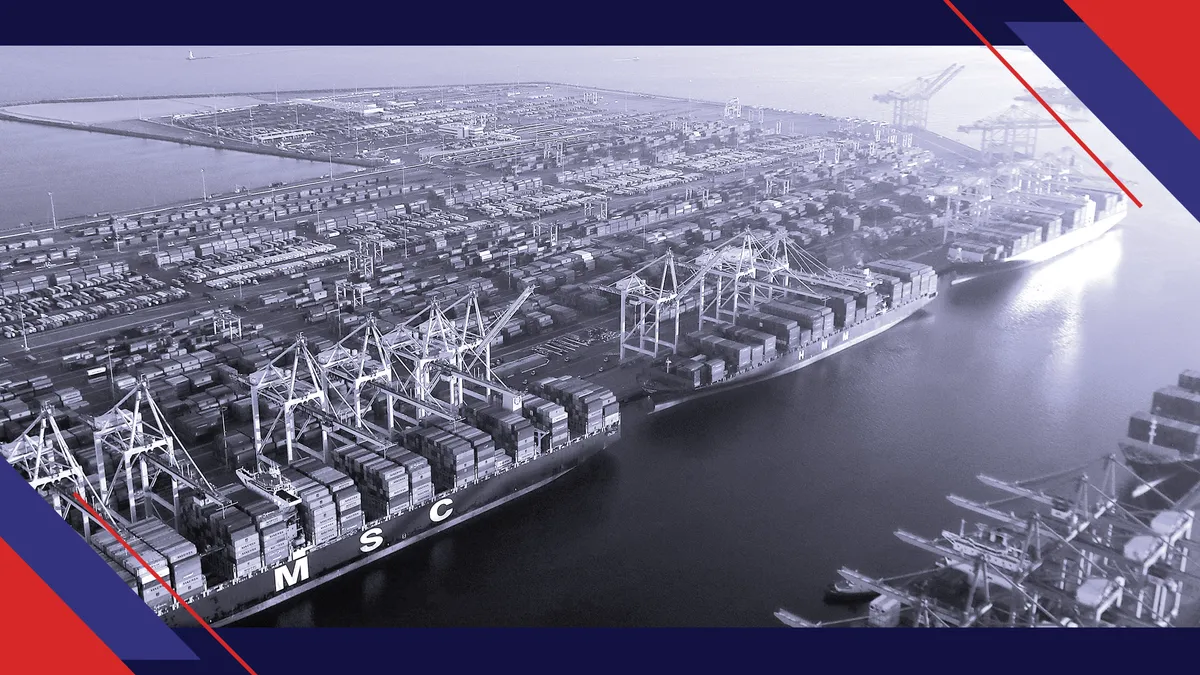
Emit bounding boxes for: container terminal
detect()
[775,371,1200,628]
[0,74,1129,625]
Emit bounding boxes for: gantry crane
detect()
[1,404,114,539]
[779,455,1199,628]
[245,288,536,475]
[89,379,227,525]
[603,228,879,362]
[873,64,965,131]
[958,104,1087,164]
[933,155,1108,248]
[724,98,742,120]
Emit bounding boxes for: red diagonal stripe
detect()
[0,535,133,674]
[944,0,1142,208]
[73,493,260,675]
[1066,1,1200,144]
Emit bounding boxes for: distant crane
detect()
[958,104,1087,164]
[724,98,742,120]
[872,64,965,131]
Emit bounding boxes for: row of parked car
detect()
[176,238,320,283]
[203,250,352,290]
[0,274,168,322]
[1,288,190,340]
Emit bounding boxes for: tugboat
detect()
[822,578,880,605]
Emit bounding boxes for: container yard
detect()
[0,76,1133,628]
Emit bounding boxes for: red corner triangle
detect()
[1065,1,1200,142]
[0,535,134,674]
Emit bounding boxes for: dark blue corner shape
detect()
[121,627,1200,675]
[1011,21,1200,221]
[1,1,1079,46]
[0,461,196,661]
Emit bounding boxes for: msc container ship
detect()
[5,354,620,628]
[1118,370,1200,485]
[947,185,1128,284]
[645,259,939,414]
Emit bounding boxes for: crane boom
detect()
[926,64,966,98]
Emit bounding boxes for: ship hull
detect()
[1120,454,1200,484]
[949,208,1126,286]
[160,428,619,627]
[647,292,936,414]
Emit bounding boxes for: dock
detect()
[0,75,1107,624]
[778,455,1199,627]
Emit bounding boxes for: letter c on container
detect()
[430,498,454,523]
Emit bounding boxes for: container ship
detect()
[1118,370,1200,485]
[946,182,1128,284]
[644,258,939,414]
[774,382,1198,628]
[2,324,621,629]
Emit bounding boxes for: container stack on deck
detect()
[521,395,570,450]
[866,260,937,307]
[948,205,1078,261]
[406,423,477,490]
[760,299,835,337]
[384,446,438,504]
[91,517,206,607]
[239,495,296,567]
[292,455,365,537]
[718,325,778,365]
[431,419,500,479]
[687,332,754,374]
[90,526,174,610]
[1119,372,1200,465]
[127,518,207,600]
[734,310,803,351]
[331,444,412,521]
[462,401,539,463]
[279,464,340,547]
[530,376,620,436]
[203,499,264,582]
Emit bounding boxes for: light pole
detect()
[106,346,115,399]
[48,192,57,229]
[19,311,28,352]
[219,405,229,464]
[201,169,208,201]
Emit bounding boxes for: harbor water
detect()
[0,46,1196,626]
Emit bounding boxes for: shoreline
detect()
[0,109,382,168]
[0,79,842,167]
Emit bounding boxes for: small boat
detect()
[236,461,301,508]
[823,579,879,605]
